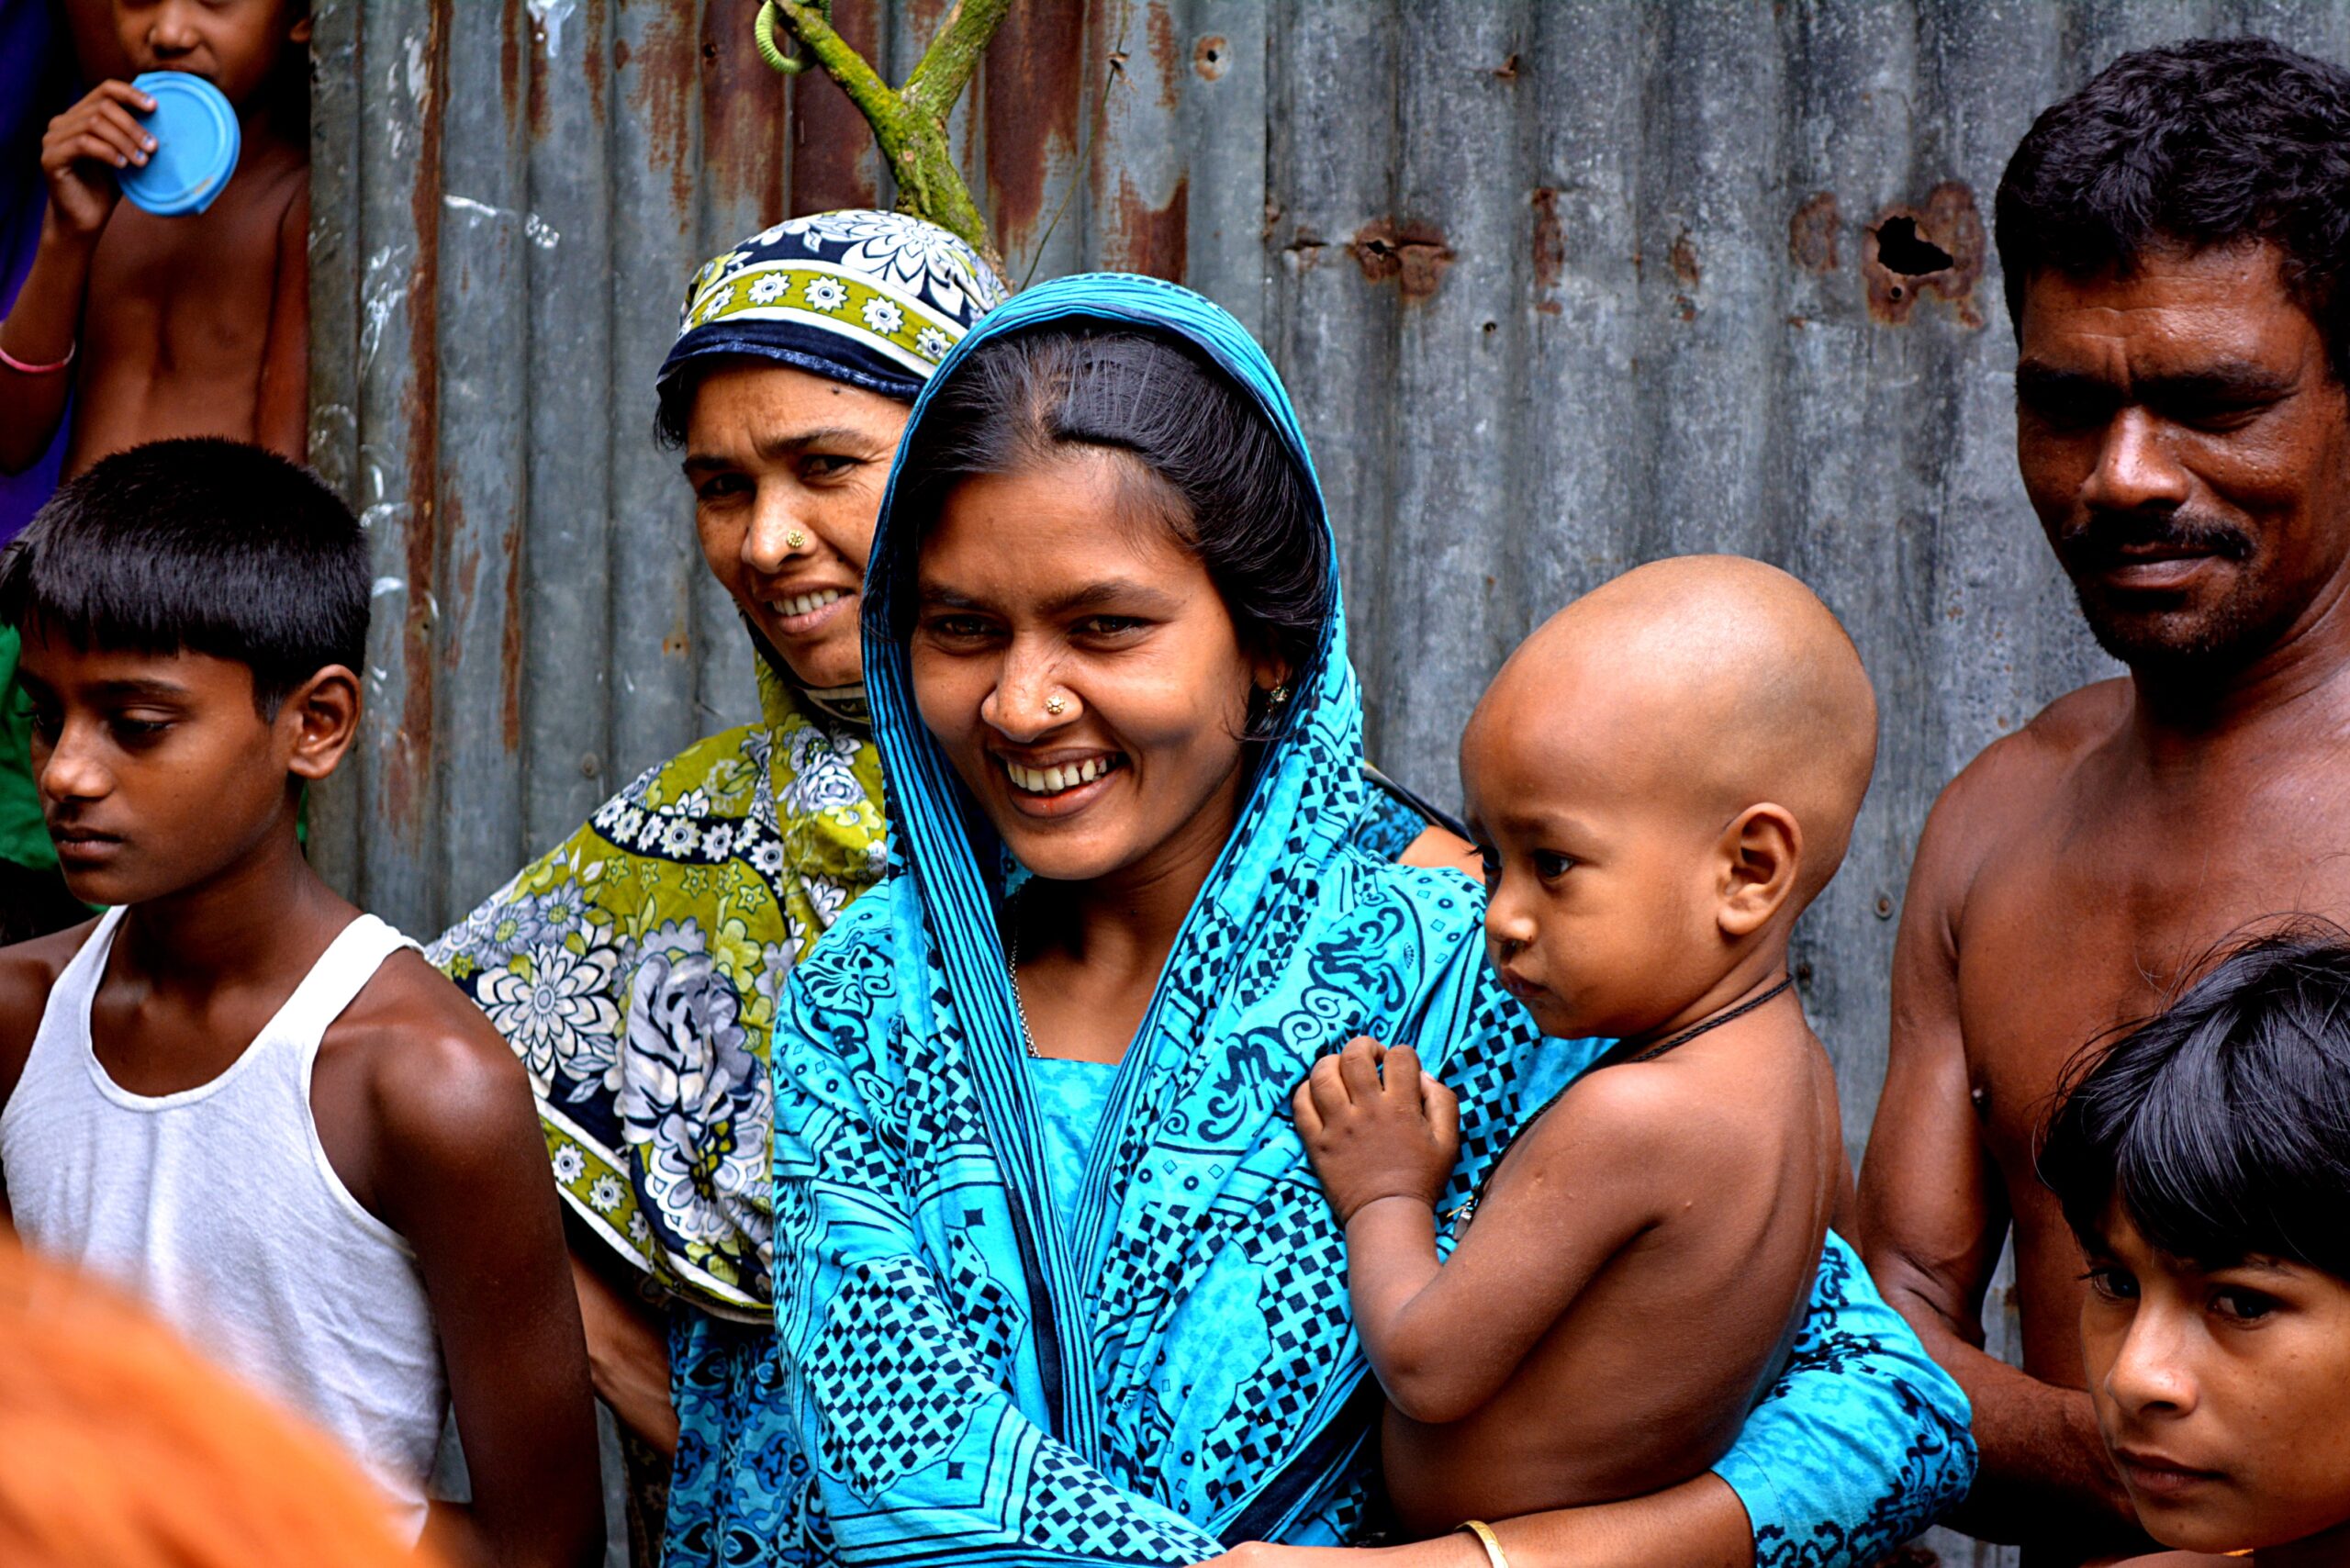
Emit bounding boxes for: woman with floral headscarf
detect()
[427,211,1008,1564]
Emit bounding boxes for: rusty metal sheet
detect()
[522,0,619,848]
[431,0,531,913]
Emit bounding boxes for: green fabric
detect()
[0,623,54,872]
[427,655,886,1316]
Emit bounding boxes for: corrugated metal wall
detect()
[308,0,2349,1189]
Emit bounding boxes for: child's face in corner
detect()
[1460,703,1736,1043]
[13,623,354,908]
[112,0,311,109]
[2080,1200,2350,1560]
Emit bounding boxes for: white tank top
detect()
[1,907,445,1543]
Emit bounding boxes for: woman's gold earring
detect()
[784,528,808,551]
[1269,684,1292,707]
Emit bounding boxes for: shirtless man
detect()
[1857,38,2350,1565]
[0,0,310,475]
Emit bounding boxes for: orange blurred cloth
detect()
[0,1227,445,1568]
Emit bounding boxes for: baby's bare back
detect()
[1382,1014,1841,1538]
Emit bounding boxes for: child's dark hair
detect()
[2038,925,2350,1279]
[1995,36,2350,384]
[0,439,367,717]
[892,325,1328,738]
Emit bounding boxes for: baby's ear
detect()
[1715,802,1802,938]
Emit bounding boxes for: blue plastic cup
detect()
[118,72,241,218]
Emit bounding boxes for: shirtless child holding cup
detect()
[1295,555,1876,1537]
[0,0,311,475]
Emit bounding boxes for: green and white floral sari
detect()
[429,653,884,1316]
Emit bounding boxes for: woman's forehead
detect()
[918,463,1206,605]
[687,361,912,435]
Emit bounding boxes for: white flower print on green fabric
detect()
[640,918,707,960]
[535,880,590,935]
[477,940,622,1086]
[618,948,771,1252]
[431,654,886,1316]
[803,275,849,311]
[754,939,798,1011]
[860,296,905,335]
[784,724,868,814]
[747,273,789,305]
[455,895,549,968]
[803,877,850,927]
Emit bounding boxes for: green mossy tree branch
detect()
[773,0,1012,274]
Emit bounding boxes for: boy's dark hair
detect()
[2038,925,2350,1279]
[1995,36,2350,384]
[893,325,1329,739]
[0,439,367,717]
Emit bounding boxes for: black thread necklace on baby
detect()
[1444,975,1798,1228]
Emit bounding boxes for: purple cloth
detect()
[1,1,73,545]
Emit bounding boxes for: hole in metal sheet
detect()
[1874,216,1954,275]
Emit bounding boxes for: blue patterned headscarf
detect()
[658,208,1008,408]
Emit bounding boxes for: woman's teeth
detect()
[1004,756,1122,795]
[770,588,847,620]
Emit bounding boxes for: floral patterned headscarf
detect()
[659,208,1007,407]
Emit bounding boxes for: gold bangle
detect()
[1459,1519,1509,1568]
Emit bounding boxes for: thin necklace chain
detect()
[1622,974,1796,1064]
[1006,905,1041,1059]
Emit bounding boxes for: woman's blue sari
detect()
[764,274,1974,1566]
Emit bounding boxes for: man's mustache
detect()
[2057,510,2255,574]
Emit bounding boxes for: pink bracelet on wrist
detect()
[0,339,74,375]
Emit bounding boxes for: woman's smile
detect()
[763,584,857,637]
[994,749,1130,814]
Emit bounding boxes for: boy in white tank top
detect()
[0,440,602,1567]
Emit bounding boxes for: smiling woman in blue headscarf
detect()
[762,274,1975,1567]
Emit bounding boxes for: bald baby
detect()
[1472,553,1878,919]
[1295,554,1872,1534]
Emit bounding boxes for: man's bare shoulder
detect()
[0,921,100,1093]
[1947,678,2131,810]
[1914,678,2132,894]
[325,947,537,1171]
